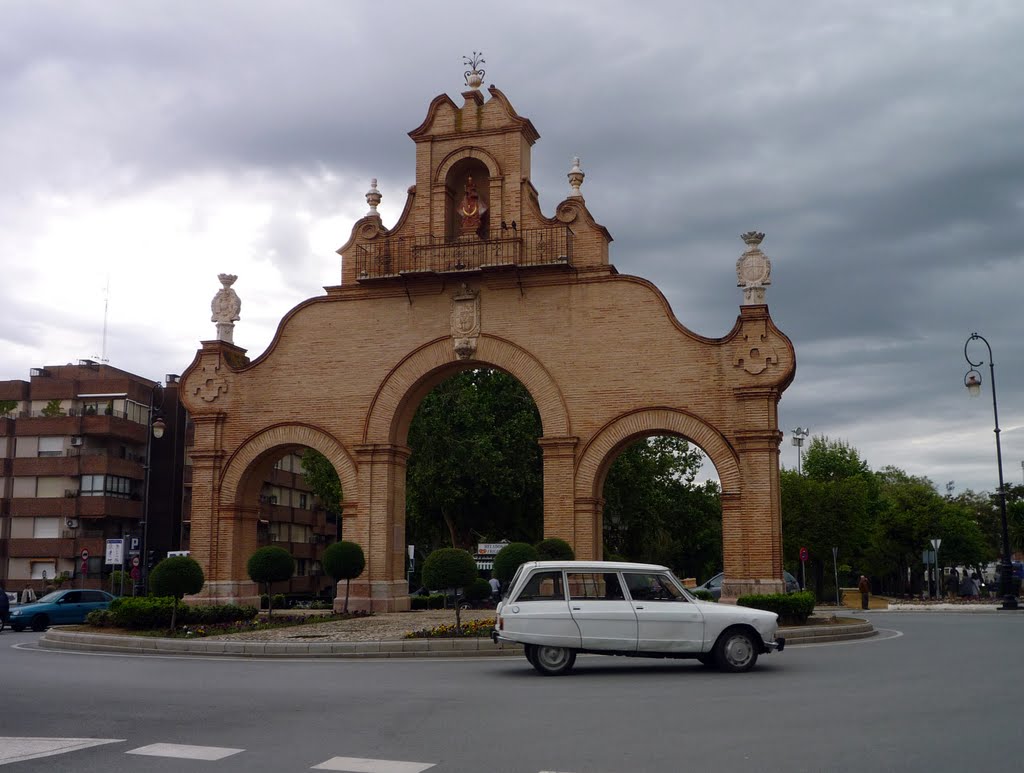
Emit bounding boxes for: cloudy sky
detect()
[3,1,1022,495]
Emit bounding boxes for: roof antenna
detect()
[94,276,110,363]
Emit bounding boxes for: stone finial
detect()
[365,178,382,217]
[567,156,585,198]
[463,51,486,90]
[211,273,241,344]
[736,232,772,305]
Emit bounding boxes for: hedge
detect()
[736,591,815,625]
[411,593,446,610]
[105,597,258,630]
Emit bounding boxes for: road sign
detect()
[132,555,140,567]
[80,549,89,561]
[130,566,141,580]
[105,539,124,565]
[930,538,942,552]
[799,546,808,562]
[476,541,509,556]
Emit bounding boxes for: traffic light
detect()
[146,549,156,569]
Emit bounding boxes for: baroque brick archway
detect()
[181,80,795,611]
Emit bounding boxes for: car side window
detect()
[82,591,107,602]
[566,572,625,600]
[624,572,686,602]
[515,571,565,601]
[62,591,82,603]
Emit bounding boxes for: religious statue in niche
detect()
[459,175,488,237]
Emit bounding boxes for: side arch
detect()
[434,146,503,185]
[575,407,741,499]
[364,334,570,444]
[219,423,359,507]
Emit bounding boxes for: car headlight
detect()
[11,609,22,617]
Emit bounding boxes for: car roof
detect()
[521,560,670,572]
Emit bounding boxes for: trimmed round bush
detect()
[149,556,205,601]
[422,548,478,592]
[464,577,492,602]
[322,541,365,581]
[535,537,575,561]
[247,546,295,616]
[493,542,539,585]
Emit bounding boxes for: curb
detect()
[38,618,876,659]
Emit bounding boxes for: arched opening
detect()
[601,434,723,585]
[445,157,490,240]
[404,367,543,583]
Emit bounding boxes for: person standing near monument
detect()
[858,574,871,610]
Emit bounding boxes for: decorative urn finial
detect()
[567,156,585,198]
[736,231,772,305]
[211,273,242,343]
[365,178,382,217]
[463,51,486,90]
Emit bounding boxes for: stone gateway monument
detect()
[180,65,796,611]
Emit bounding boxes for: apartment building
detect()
[1,362,338,599]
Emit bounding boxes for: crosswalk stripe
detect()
[312,756,435,772]
[126,743,244,760]
[0,737,124,766]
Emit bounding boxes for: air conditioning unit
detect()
[70,436,83,447]
[66,518,79,529]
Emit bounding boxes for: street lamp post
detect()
[963,332,1018,611]
[140,384,167,595]
[791,427,809,474]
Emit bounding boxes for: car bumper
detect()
[765,636,785,652]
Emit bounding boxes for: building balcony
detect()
[6,535,105,559]
[0,416,14,436]
[354,225,573,281]
[77,496,143,519]
[12,455,80,477]
[9,497,80,518]
[78,454,144,479]
[80,414,149,444]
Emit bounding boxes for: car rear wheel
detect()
[524,644,538,667]
[714,629,758,673]
[531,645,576,676]
[31,614,49,632]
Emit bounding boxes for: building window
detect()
[295,558,308,577]
[299,493,308,509]
[31,561,57,580]
[38,437,64,457]
[80,474,133,498]
[33,517,60,538]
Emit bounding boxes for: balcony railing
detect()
[354,226,573,280]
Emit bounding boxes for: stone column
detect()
[350,443,412,612]
[539,436,580,552]
[573,496,604,560]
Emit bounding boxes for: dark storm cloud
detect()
[1,0,1021,493]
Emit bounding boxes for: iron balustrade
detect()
[355,226,573,280]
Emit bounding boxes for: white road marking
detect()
[126,743,244,760]
[312,756,435,772]
[0,737,123,766]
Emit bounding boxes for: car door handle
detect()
[571,606,581,611]
[635,605,644,610]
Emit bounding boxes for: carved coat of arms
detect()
[451,283,480,359]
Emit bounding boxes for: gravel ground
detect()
[203,609,496,643]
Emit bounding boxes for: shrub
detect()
[422,548,478,632]
[691,589,716,602]
[464,577,492,602]
[85,609,112,627]
[322,540,365,613]
[247,546,295,617]
[109,597,176,629]
[737,591,816,625]
[149,556,205,629]
[493,542,539,585]
[535,538,575,561]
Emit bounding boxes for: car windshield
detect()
[35,591,63,604]
[623,571,687,601]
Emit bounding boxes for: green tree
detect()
[535,538,574,561]
[246,546,295,617]
[421,548,478,631]
[321,540,365,613]
[406,369,543,550]
[493,542,539,585]
[301,450,343,536]
[148,556,205,630]
[41,399,65,417]
[602,436,721,580]
[0,399,17,417]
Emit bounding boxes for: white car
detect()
[493,560,784,675]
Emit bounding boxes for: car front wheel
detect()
[30,614,49,632]
[531,645,576,676]
[11,622,25,632]
[714,629,759,673]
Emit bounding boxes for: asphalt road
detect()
[1,612,1021,772]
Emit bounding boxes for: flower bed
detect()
[405,617,496,639]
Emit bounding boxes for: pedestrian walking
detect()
[489,575,501,601]
[959,571,978,599]
[857,574,871,610]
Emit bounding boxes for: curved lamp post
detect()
[964,333,1018,610]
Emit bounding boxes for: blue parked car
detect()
[8,589,114,632]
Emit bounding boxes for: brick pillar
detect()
[349,443,411,612]
[573,496,604,560]
[539,436,579,552]
[720,427,785,601]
